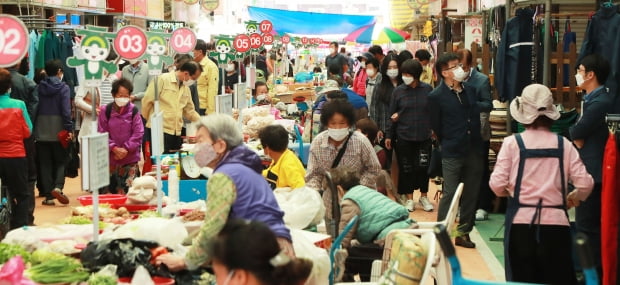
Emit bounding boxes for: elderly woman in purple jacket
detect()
[98,78,144,194]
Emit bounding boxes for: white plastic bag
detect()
[100,218,188,249]
[290,229,330,285]
[274,186,325,229]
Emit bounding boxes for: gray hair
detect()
[197,114,243,150]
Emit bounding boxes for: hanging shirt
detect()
[28,30,39,80]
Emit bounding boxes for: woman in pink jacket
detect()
[489,84,593,284]
[98,78,144,194]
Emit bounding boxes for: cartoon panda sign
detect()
[66,26,117,87]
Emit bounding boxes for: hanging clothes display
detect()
[562,18,576,86]
[494,7,535,102]
[601,127,619,285]
[27,30,39,80]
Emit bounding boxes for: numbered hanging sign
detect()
[233,34,250,53]
[259,20,273,34]
[281,35,290,44]
[170,27,197,54]
[249,33,262,49]
[262,33,274,45]
[0,15,29,68]
[113,26,147,60]
[301,37,309,45]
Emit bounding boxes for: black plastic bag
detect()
[427,139,442,177]
[80,238,173,278]
[65,138,79,178]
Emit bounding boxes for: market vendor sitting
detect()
[329,165,416,249]
[156,114,294,272]
[258,124,306,190]
[252,81,281,120]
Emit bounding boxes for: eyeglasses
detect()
[443,63,462,72]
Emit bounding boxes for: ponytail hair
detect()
[209,219,313,285]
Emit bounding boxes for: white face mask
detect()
[115,97,130,107]
[402,76,414,86]
[256,94,266,101]
[366,68,375,77]
[328,128,349,141]
[386,69,399,79]
[452,66,468,82]
[183,79,196,87]
[575,73,585,87]
[226,64,235,72]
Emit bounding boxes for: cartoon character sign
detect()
[66,26,117,87]
[140,30,174,75]
[210,35,236,66]
[245,20,259,35]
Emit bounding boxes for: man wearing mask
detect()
[456,49,493,222]
[142,61,202,153]
[429,53,492,248]
[325,42,347,76]
[569,54,614,276]
[194,39,219,115]
[8,62,37,224]
[121,59,150,114]
[369,45,385,69]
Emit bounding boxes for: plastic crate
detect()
[161,179,207,202]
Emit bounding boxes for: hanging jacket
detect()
[494,8,535,102]
[579,4,620,112]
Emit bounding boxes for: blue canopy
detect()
[248,6,376,36]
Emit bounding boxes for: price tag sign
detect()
[113,26,147,60]
[233,34,250,53]
[170,27,197,54]
[259,20,273,34]
[281,35,290,44]
[262,33,274,45]
[0,15,29,68]
[301,37,309,45]
[249,33,262,49]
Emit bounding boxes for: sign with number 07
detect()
[259,20,273,34]
[170,27,197,54]
[0,15,29,68]
[113,26,147,60]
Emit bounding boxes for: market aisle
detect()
[32,176,504,282]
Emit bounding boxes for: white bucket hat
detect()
[510,84,561,125]
[317,80,341,94]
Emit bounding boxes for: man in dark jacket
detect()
[429,52,492,248]
[569,54,614,276]
[9,63,38,224]
[35,60,72,206]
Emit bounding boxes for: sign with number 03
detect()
[113,26,147,60]
[171,28,197,54]
[0,15,29,68]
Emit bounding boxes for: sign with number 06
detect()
[233,34,250,53]
[249,33,262,49]
[0,15,29,68]
[113,26,147,60]
[171,27,197,54]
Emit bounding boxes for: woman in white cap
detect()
[489,83,593,284]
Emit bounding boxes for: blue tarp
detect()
[248,6,376,36]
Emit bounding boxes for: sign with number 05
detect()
[113,26,147,60]
[170,27,197,54]
[233,34,250,53]
[0,15,29,68]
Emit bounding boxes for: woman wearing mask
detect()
[352,52,373,97]
[305,99,381,228]
[384,59,434,212]
[252,81,269,106]
[98,78,144,194]
[209,219,312,285]
[224,61,243,94]
[156,114,293,271]
[365,58,382,123]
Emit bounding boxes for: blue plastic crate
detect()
[161,179,207,202]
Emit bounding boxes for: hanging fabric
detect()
[601,124,619,285]
[562,17,576,86]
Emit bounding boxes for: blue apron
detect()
[504,134,569,280]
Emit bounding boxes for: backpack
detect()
[105,102,138,121]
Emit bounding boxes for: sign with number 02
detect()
[170,27,197,54]
[113,26,147,60]
[0,15,29,68]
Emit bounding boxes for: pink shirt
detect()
[489,129,593,226]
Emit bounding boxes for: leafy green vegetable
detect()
[62,216,107,229]
[0,243,30,264]
[27,254,89,283]
[30,249,66,265]
[88,274,117,285]
[139,210,161,218]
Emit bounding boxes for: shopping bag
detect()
[427,139,442,177]
[0,184,10,239]
[65,138,79,178]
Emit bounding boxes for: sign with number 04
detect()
[0,15,29,68]
[170,27,197,54]
[113,26,147,60]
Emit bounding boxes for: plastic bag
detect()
[131,265,154,285]
[274,186,325,229]
[290,229,330,285]
[81,238,172,278]
[0,256,37,285]
[100,218,187,249]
